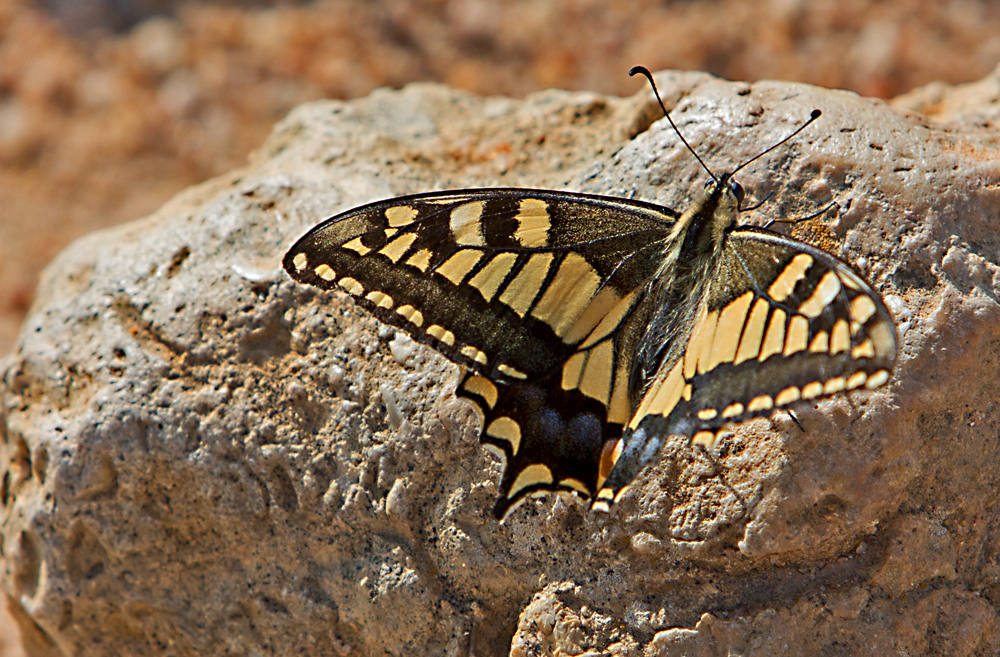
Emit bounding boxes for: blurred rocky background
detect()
[1,0,999,654]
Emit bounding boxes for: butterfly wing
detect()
[284,188,678,517]
[593,225,897,507]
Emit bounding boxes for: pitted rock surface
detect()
[2,68,1000,656]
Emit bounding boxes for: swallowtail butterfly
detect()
[284,67,896,520]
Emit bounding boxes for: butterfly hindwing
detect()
[460,372,616,518]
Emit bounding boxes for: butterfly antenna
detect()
[629,65,717,183]
[731,109,822,177]
[786,410,805,433]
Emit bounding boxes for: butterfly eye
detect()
[731,182,745,205]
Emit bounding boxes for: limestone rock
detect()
[2,68,999,656]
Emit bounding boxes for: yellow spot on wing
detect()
[498,363,528,379]
[531,253,601,338]
[343,236,371,256]
[799,271,841,317]
[831,319,850,354]
[292,252,308,271]
[577,290,637,349]
[759,308,786,362]
[437,250,483,285]
[498,253,553,316]
[697,408,718,421]
[315,264,336,281]
[851,339,875,359]
[801,381,823,399]
[866,369,890,389]
[450,201,485,246]
[514,198,550,247]
[768,253,813,302]
[693,309,721,376]
[747,395,773,412]
[784,314,810,356]
[707,291,754,370]
[396,304,424,327]
[508,464,554,497]
[595,487,616,506]
[386,206,418,227]
[691,431,718,449]
[365,291,394,309]
[486,417,522,454]
[846,371,867,389]
[426,324,455,346]
[563,287,622,346]
[809,331,829,353]
[735,297,769,365]
[579,340,614,404]
[823,377,846,394]
[630,361,684,429]
[379,233,417,263]
[462,375,497,407]
[683,306,710,379]
[405,248,433,272]
[460,345,489,365]
[607,360,631,425]
[338,277,364,295]
[722,402,744,419]
[469,253,517,302]
[597,440,622,488]
[559,478,590,496]
[775,386,800,406]
[850,295,877,324]
[869,321,896,358]
[561,352,587,391]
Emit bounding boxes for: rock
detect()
[2,67,1000,656]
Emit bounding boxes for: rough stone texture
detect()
[2,66,1000,656]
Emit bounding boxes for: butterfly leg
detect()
[785,409,804,432]
[762,201,838,229]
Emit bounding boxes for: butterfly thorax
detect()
[633,178,741,397]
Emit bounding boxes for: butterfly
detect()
[283,67,897,521]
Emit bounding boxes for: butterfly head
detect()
[669,172,746,260]
[709,175,744,245]
[704,174,746,210]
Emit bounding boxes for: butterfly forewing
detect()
[285,188,676,378]
[285,188,682,517]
